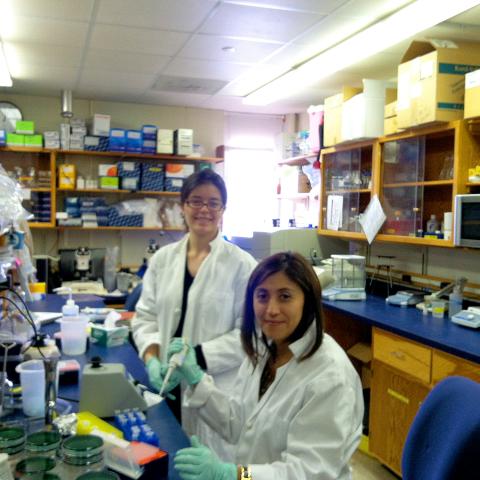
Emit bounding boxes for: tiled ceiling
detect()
[1,0,480,114]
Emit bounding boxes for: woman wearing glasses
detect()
[132,168,257,460]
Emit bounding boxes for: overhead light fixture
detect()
[0,42,12,87]
[222,46,236,53]
[244,0,480,106]
[61,90,73,118]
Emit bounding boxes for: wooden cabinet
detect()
[317,119,480,247]
[369,327,480,476]
[318,140,375,240]
[432,349,480,384]
[0,147,221,232]
[369,360,430,477]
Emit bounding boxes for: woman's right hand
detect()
[168,338,204,386]
[146,357,182,397]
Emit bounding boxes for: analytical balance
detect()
[322,254,366,301]
[386,290,425,307]
[451,307,480,329]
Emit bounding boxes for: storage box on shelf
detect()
[0,146,223,232]
[397,40,480,129]
[318,140,375,240]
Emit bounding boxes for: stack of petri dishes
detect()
[60,434,104,477]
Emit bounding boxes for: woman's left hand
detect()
[174,436,236,480]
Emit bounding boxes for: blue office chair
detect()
[124,283,143,312]
[401,375,480,480]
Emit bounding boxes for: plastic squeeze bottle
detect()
[448,285,463,318]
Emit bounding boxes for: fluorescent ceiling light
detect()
[0,43,12,87]
[244,0,480,106]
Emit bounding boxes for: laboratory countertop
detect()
[322,295,480,364]
[27,294,189,480]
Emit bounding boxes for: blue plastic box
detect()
[142,125,157,140]
[140,163,164,191]
[117,161,141,178]
[126,130,143,153]
[109,129,126,152]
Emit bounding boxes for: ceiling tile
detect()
[223,1,346,14]
[199,3,325,42]
[164,58,251,81]
[178,34,282,63]
[75,89,144,104]
[96,0,217,32]
[90,24,189,56]
[1,16,89,47]
[219,63,286,96]
[78,69,156,91]
[84,49,171,74]
[140,91,211,107]
[11,65,78,88]
[4,42,83,69]
[6,0,95,21]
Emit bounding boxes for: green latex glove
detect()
[146,357,181,399]
[174,436,237,480]
[168,338,204,386]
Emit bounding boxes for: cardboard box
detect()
[157,129,174,154]
[174,128,193,156]
[98,164,118,177]
[141,163,164,191]
[99,176,119,190]
[6,133,25,146]
[90,114,111,137]
[347,342,372,389]
[323,86,362,146]
[464,68,480,119]
[16,120,35,135]
[384,101,398,136]
[90,325,129,347]
[24,134,43,147]
[58,164,76,190]
[397,40,480,128]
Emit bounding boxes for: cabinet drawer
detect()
[373,329,432,383]
[432,350,480,384]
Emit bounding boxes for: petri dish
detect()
[62,435,104,466]
[0,425,26,454]
[26,431,61,454]
[15,456,56,474]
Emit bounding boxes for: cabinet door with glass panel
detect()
[319,141,374,240]
[377,123,458,246]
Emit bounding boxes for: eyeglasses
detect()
[185,199,224,211]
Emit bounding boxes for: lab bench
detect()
[322,295,480,477]
[27,294,189,480]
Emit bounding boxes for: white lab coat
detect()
[183,328,364,480]
[132,230,257,459]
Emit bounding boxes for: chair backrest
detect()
[401,375,480,480]
[124,283,143,312]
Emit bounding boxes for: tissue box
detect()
[90,325,129,347]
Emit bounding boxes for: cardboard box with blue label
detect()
[109,129,126,152]
[397,40,480,128]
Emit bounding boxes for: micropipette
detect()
[159,340,189,398]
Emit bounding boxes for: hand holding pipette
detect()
[159,339,189,398]
[166,338,204,387]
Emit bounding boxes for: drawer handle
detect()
[390,350,406,360]
[387,388,410,404]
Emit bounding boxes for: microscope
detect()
[74,247,92,280]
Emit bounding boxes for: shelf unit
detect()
[0,146,222,232]
[318,140,375,240]
[277,152,317,167]
[317,119,480,247]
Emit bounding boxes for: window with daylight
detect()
[222,113,283,237]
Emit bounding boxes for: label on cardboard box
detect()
[466,69,480,88]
